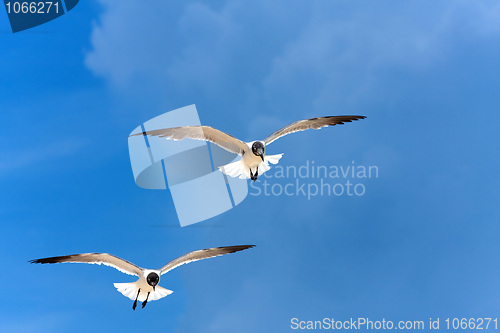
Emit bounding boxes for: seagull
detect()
[29,245,254,310]
[131,115,366,181]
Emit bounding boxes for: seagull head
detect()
[146,272,160,291]
[251,141,265,161]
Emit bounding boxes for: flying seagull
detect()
[131,115,366,181]
[30,245,254,310]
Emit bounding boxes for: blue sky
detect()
[1,1,500,332]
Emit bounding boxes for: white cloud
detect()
[0,139,86,175]
[85,0,500,120]
[0,312,71,333]
[85,0,175,88]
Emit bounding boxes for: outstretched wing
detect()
[159,245,255,275]
[130,126,248,155]
[263,115,366,145]
[29,253,143,276]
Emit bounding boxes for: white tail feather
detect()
[149,286,173,301]
[219,153,283,179]
[218,159,250,179]
[114,282,173,302]
[114,282,138,300]
[256,153,283,176]
[265,153,283,165]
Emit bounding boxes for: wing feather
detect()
[130,126,248,155]
[263,115,366,145]
[29,253,143,276]
[159,245,255,275]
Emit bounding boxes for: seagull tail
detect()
[218,153,283,179]
[113,282,173,302]
[264,153,283,165]
[114,282,140,301]
[149,285,173,301]
[218,159,250,179]
[257,153,284,175]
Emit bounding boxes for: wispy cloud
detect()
[0,138,87,175]
[0,312,71,333]
[85,0,500,106]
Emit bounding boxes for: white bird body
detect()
[219,141,283,179]
[114,270,172,302]
[131,115,366,181]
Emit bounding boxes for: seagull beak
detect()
[153,286,156,291]
[260,154,264,162]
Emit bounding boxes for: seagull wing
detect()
[263,115,366,145]
[29,253,143,276]
[159,245,255,275]
[131,126,248,155]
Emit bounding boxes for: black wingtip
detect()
[210,245,256,254]
[128,131,149,138]
[337,115,367,120]
[227,245,256,252]
[29,258,56,264]
[29,258,54,264]
[316,115,367,125]
[28,254,87,264]
[238,244,256,249]
[333,115,367,125]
